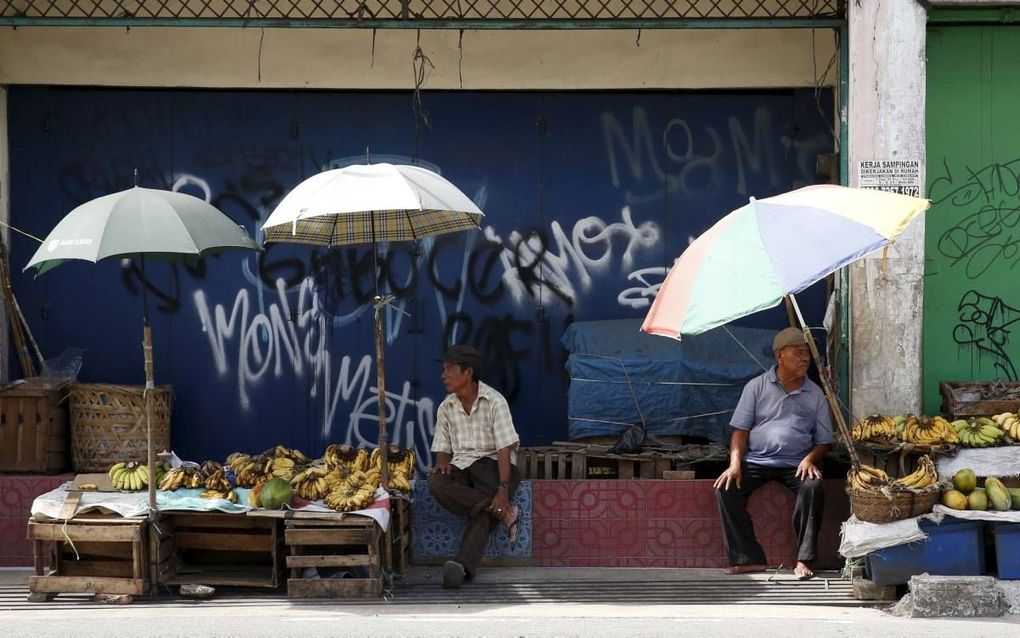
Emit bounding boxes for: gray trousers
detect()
[427,457,521,575]
[715,463,825,566]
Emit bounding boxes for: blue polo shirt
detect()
[730,366,834,468]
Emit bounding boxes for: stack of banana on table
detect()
[98,442,419,513]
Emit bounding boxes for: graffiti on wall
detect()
[931,157,1020,279]
[953,290,1020,381]
[9,88,833,464]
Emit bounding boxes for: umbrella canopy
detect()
[641,185,930,339]
[24,185,260,510]
[262,162,483,246]
[25,186,259,274]
[262,162,483,487]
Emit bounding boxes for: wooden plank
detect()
[286,554,377,568]
[175,531,271,552]
[59,560,135,578]
[662,470,696,480]
[64,542,135,560]
[556,452,567,479]
[28,575,146,595]
[287,578,381,599]
[29,522,141,543]
[571,452,584,479]
[618,459,635,479]
[285,528,374,546]
[171,513,274,530]
[56,492,82,520]
[285,517,375,529]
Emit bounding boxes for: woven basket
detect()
[847,486,940,524]
[69,383,173,472]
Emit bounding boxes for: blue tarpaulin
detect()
[561,319,778,443]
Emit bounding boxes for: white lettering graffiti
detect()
[194,277,434,454]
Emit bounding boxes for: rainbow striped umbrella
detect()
[641,185,929,339]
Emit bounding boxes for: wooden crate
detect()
[27,516,148,602]
[285,515,383,598]
[388,497,412,578]
[0,383,69,473]
[940,381,1020,418]
[519,446,674,480]
[158,512,283,588]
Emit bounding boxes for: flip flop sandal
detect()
[503,505,521,545]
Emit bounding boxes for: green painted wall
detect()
[924,23,1020,413]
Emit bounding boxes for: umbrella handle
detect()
[787,294,859,466]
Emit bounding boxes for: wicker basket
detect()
[847,486,940,524]
[69,383,172,472]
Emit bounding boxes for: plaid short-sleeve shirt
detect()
[430,381,520,469]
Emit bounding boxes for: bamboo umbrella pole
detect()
[787,294,859,466]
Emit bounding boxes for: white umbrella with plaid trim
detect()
[262,163,484,485]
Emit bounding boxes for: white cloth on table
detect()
[936,447,1020,480]
[31,484,393,531]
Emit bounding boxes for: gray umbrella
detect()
[25,185,261,509]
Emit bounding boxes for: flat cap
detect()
[773,327,813,353]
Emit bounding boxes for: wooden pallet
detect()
[27,516,148,602]
[519,446,679,480]
[285,514,383,598]
[157,512,283,588]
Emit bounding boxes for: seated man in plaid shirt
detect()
[427,344,521,589]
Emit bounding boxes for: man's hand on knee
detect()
[714,465,742,491]
[795,458,822,480]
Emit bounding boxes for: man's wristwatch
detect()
[498,481,513,491]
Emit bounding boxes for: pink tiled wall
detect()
[0,475,73,567]
[531,479,848,569]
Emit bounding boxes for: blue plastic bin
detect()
[866,517,984,586]
[993,522,1020,580]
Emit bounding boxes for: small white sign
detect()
[858,159,921,197]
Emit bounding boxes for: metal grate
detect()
[0,0,844,26]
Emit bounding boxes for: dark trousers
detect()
[427,457,521,575]
[715,463,825,566]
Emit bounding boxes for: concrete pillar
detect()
[847,0,927,417]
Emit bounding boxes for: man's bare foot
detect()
[723,564,767,575]
[794,562,815,580]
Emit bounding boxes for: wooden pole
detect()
[787,294,859,466]
[143,324,156,511]
[374,298,389,490]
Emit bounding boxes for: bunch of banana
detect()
[952,417,1005,447]
[109,461,150,491]
[232,455,271,487]
[324,444,369,472]
[388,471,413,493]
[324,481,376,512]
[291,466,331,501]
[991,412,1020,439]
[902,415,959,445]
[201,460,224,476]
[850,414,897,442]
[204,466,233,492]
[158,466,205,490]
[265,455,296,480]
[264,444,311,465]
[846,463,892,493]
[225,452,251,471]
[200,489,238,504]
[892,455,939,490]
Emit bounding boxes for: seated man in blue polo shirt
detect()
[714,327,834,580]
